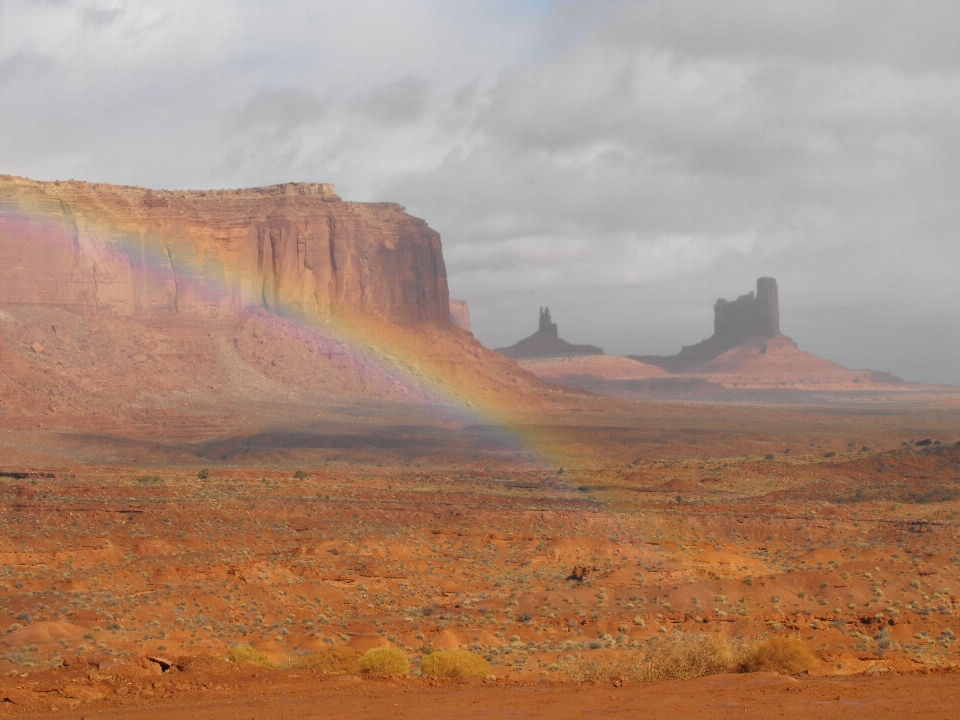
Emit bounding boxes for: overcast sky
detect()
[2,0,959,383]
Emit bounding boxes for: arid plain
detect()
[2,177,960,717]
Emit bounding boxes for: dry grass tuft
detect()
[565,633,745,683]
[282,646,362,674]
[640,633,739,681]
[744,636,817,674]
[358,647,409,676]
[226,643,273,668]
[420,650,490,679]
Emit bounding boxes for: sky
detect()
[1,0,959,383]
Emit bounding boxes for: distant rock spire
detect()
[496,306,602,359]
[539,307,558,337]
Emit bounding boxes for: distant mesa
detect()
[496,307,604,360]
[449,299,471,332]
[634,277,782,373]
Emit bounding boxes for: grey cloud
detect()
[352,77,431,126]
[238,87,326,137]
[0,50,54,88]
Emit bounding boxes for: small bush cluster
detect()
[640,633,737,681]
[564,633,817,684]
[743,636,817,674]
[226,643,272,668]
[420,650,489,678]
[283,646,361,674]
[358,647,408,676]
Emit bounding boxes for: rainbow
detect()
[0,177,575,470]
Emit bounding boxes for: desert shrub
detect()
[565,655,644,683]
[358,647,409,676]
[226,643,272,668]
[197,468,209,480]
[563,633,743,684]
[744,636,817,674]
[640,633,738,681]
[136,474,163,485]
[294,469,309,480]
[420,650,489,679]
[282,646,361,674]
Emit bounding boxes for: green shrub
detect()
[294,469,309,480]
[226,643,272,667]
[197,468,209,480]
[421,650,489,679]
[358,647,409,676]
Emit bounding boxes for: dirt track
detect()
[8,672,960,719]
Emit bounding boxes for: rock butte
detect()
[496,307,604,360]
[0,174,449,324]
[627,278,904,390]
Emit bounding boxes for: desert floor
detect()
[3,392,960,716]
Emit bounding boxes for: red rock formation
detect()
[0,175,449,324]
[449,299,471,332]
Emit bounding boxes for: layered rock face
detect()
[497,307,604,360]
[449,299,471,332]
[0,175,449,324]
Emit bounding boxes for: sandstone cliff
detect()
[497,307,604,360]
[0,175,449,324]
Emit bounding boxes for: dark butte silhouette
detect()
[496,307,604,359]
